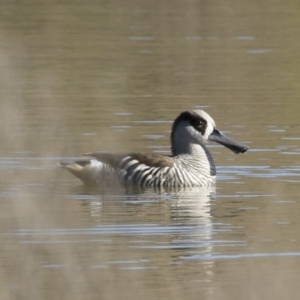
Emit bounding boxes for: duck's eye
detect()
[192,118,206,131]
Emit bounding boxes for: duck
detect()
[59,110,248,187]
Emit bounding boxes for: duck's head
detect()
[171,110,249,155]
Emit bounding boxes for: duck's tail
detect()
[58,159,104,185]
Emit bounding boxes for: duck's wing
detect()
[84,152,174,168]
[83,152,175,186]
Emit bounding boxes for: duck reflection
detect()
[72,185,215,225]
[68,184,216,286]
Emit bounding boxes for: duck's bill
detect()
[208,128,249,154]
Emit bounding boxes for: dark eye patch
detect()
[191,117,207,135]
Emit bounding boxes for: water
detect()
[1,1,300,299]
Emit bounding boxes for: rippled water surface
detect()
[1,1,300,299]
